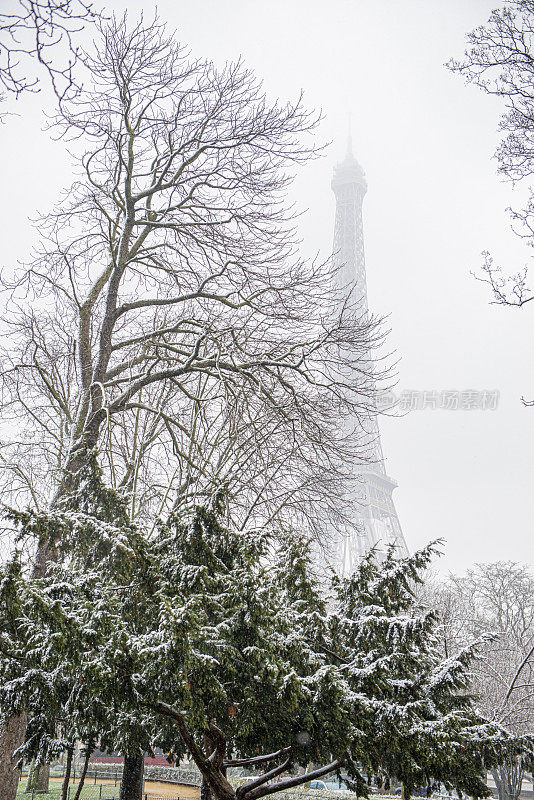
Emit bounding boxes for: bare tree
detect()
[448,2,534,404]
[450,3,534,318]
[0,0,99,104]
[0,14,385,530]
[0,15,387,799]
[425,562,534,800]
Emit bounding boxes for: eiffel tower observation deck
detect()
[330,138,409,573]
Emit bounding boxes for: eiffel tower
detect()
[331,138,409,574]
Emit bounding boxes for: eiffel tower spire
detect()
[331,142,409,572]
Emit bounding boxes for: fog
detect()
[1,0,533,575]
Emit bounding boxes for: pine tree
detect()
[1,481,529,800]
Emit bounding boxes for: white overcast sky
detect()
[2,0,533,575]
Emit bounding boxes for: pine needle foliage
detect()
[0,473,526,800]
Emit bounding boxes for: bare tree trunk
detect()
[25,759,50,794]
[37,762,50,793]
[0,712,27,800]
[36,762,50,793]
[201,775,214,800]
[119,755,144,800]
[72,745,92,800]
[493,768,507,800]
[492,761,523,800]
[61,747,74,800]
[25,758,37,792]
[201,732,215,800]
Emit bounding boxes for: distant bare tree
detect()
[425,562,534,800]
[418,577,473,659]
[0,16,387,799]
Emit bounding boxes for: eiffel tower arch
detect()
[329,139,409,574]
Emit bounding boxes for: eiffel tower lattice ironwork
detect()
[331,138,409,574]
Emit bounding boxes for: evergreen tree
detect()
[0,477,529,800]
